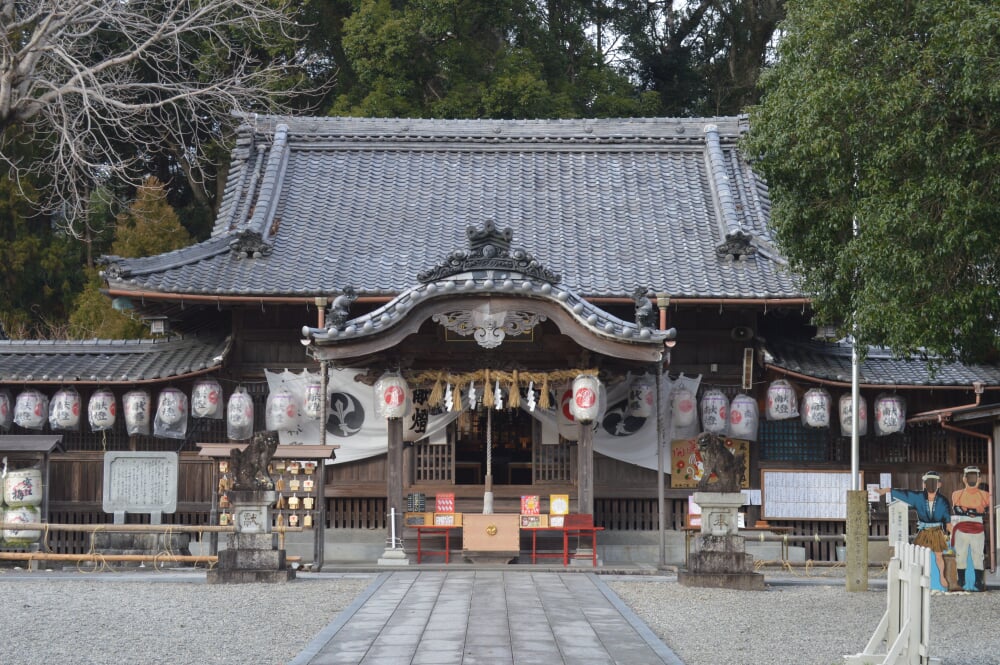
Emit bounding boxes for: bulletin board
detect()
[761,469,864,521]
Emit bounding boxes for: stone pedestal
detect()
[679,492,764,591]
[207,490,295,584]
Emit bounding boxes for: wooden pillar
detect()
[577,422,594,515]
[845,489,869,592]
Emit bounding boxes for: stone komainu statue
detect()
[695,431,744,493]
[230,430,279,490]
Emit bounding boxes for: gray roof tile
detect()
[103,116,802,300]
[0,336,231,384]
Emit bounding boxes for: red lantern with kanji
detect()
[375,373,410,419]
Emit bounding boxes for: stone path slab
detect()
[289,571,684,665]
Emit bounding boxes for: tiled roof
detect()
[762,339,1000,387]
[101,116,801,300]
[0,336,231,384]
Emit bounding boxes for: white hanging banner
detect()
[264,369,460,464]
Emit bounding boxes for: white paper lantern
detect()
[557,385,580,442]
[302,380,325,420]
[374,373,409,419]
[226,388,254,440]
[88,389,117,431]
[191,379,223,419]
[874,393,906,436]
[801,388,832,429]
[838,394,868,437]
[14,390,47,430]
[156,388,188,426]
[728,394,759,440]
[569,374,602,423]
[0,389,13,430]
[671,386,698,428]
[266,388,299,430]
[49,387,81,431]
[700,389,730,434]
[628,376,656,418]
[766,379,799,420]
[124,390,151,435]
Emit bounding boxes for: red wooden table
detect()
[412,524,461,563]
[522,514,604,566]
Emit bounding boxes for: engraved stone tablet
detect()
[102,452,178,516]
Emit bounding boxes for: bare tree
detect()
[0,0,326,234]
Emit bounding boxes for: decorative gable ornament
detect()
[700,389,729,434]
[874,393,906,436]
[716,229,758,262]
[229,229,273,258]
[417,219,561,284]
[374,373,409,419]
[839,394,868,437]
[88,388,117,432]
[49,387,81,431]
[433,306,546,349]
[728,394,759,441]
[569,374,601,423]
[191,379,223,419]
[124,390,152,435]
[765,380,799,421]
[801,388,832,429]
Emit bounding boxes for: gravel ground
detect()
[608,570,1000,665]
[0,569,370,665]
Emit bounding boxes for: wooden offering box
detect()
[462,514,520,562]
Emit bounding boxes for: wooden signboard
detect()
[761,469,864,520]
[670,438,751,489]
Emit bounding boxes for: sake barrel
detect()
[124,390,152,435]
[4,467,43,507]
[728,394,759,440]
[627,376,656,418]
[266,388,299,430]
[3,505,41,545]
[700,389,730,434]
[49,387,81,430]
[569,374,601,423]
[191,379,223,419]
[765,380,799,420]
[374,374,409,419]
[801,388,832,429]
[874,393,906,436]
[14,390,48,430]
[839,394,868,437]
[671,386,698,428]
[88,388,117,431]
[0,389,12,430]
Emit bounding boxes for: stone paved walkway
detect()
[289,570,684,665]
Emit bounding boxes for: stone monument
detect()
[678,432,764,591]
[207,431,295,584]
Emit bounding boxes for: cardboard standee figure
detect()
[951,465,991,592]
[877,471,958,592]
[694,432,744,493]
[229,430,279,491]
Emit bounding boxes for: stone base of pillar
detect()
[377,548,410,566]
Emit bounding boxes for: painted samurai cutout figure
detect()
[877,471,958,591]
[951,465,991,592]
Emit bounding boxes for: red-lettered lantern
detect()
[374,373,409,419]
[266,388,299,430]
[728,394,759,440]
[49,387,81,431]
[628,375,656,418]
[569,374,601,423]
[88,388,117,431]
[671,386,697,428]
[801,388,831,429]
[302,379,325,420]
[226,387,254,440]
[124,390,151,435]
[839,394,868,437]
[156,388,188,426]
[700,389,729,434]
[0,389,13,431]
[874,393,906,436]
[191,379,223,419]
[766,379,799,421]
